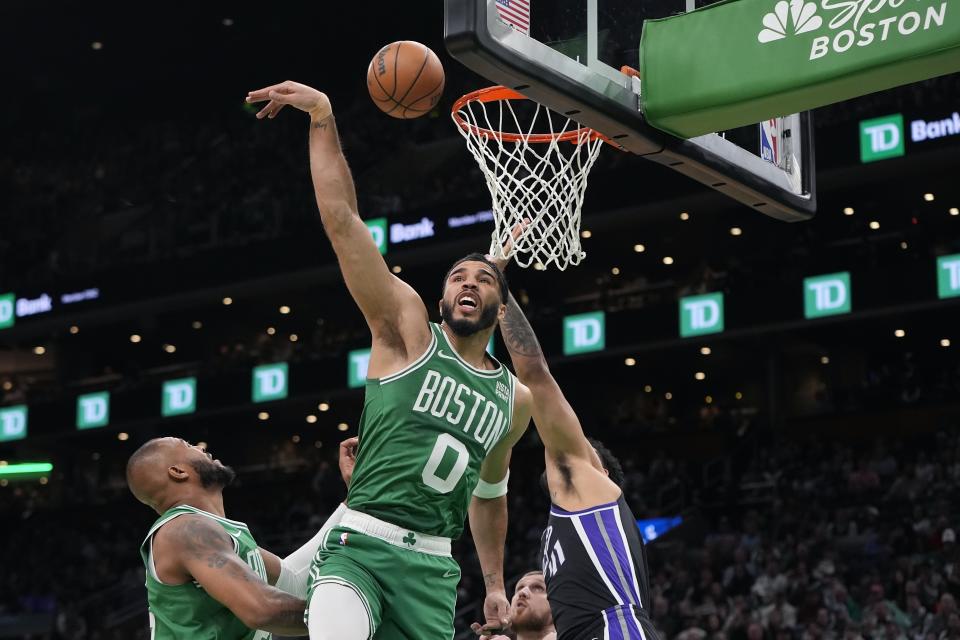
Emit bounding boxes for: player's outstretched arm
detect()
[247,81,429,366]
[157,515,307,635]
[499,292,593,458]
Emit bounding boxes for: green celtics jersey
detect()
[139,505,271,640]
[347,323,516,539]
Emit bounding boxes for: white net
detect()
[453,89,605,270]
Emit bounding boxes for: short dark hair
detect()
[588,437,625,487]
[442,253,509,303]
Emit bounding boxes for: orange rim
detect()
[452,86,611,145]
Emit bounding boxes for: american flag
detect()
[496,0,530,35]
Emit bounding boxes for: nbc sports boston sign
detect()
[639,0,960,138]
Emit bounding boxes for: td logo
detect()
[804,272,852,318]
[938,254,960,299]
[0,293,14,330]
[0,405,28,442]
[162,377,198,417]
[860,115,905,163]
[252,363,289,403]
[563,312,605,355]
[680,293,725,338]
[348,349,371,389]
[77,392,110,430]
[365,218,388,255]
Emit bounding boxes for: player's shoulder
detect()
[155,512,233,553]
[513,379,533,409]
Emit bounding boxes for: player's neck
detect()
[440,323,495,369]
[167,490,227,518]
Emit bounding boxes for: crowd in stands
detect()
[3,415,960,640]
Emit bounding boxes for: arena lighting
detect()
[289,334,299,342]
[0,462,53,478]
[679,212,690,221]
[315,441,323,448]
[901,242,909,250]
[821,356,830,364]
[895,329,906,338]
[664,392,673,400]
[163,344,176,354]
[222,297,233,306]
[392,265,402,274]
[843,207,855,215]
[33,346,46,355]
[266,327,276,335]
[941,339,951,347]
[869,221,880,230]
[222,17,234,26]
[580,230,592,239]
[306,415,318,424]
[258,412,270,421]
[69,325,79,335]
[644,385,652,393]
[694,371,706,381]
[735,391,743,400]
[1,381,10,391]
[292,435,301,443]
[90,41,103,50]
[624,357,636,366]
[705,395,713,404]
[611,267,621,275]
[279,305,291,315]
[633,244,645,253]
[730,227,743,236]
[130,334,142,343]
[192,321,203,329]
[337,423,349,431]
[950,208,959,216]
[117,432,129,441]
[39,477,48,485]
[700,346,712,355]
[663,256,674,265]
[924,193,935,202]
[318,402,330,412]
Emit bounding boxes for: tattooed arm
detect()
[499,293,620,509]
[152,515,307,635]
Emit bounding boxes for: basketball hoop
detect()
[452,86,611,271]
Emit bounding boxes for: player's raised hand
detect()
[338,437,359,488]
[487,219,529,273]
[245,81,331,120]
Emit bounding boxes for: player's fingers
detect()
[246,84,285,101]
[267,102,287,119]
[470,622,484,636]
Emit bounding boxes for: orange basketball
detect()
[367,41,445,119]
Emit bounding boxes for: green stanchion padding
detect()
[640,0,960,139]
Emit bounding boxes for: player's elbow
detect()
[236,592,295,630]
[516,358,551,383]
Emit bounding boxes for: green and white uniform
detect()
[140,505,271,640]
[308,323,516,639]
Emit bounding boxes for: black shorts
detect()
[570,607,660,640]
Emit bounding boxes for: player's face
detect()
[180,439,236,489]
[510,572,553,632]
[440,262,503,337]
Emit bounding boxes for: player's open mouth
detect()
[456,292,479,312]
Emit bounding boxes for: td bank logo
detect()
[252,363,289,403]
[348,349,371,389]
[162,377,197,417]
[938,254,960,299]
[365,218,388,255]
[563,312,605,355]
[757,0,949,61]
[804,272,852,318]
[77,392,110,430]
[0,405,28,442]
[680,293,725,338]
[860,114,905,163]
[0,293,14,330]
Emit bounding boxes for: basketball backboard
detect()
[444,0,817,222]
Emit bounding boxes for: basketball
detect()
[367,41,445,119]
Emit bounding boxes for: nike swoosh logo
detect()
[442,568,459,578]
[436,350,458,361]
[225,527,243,540]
